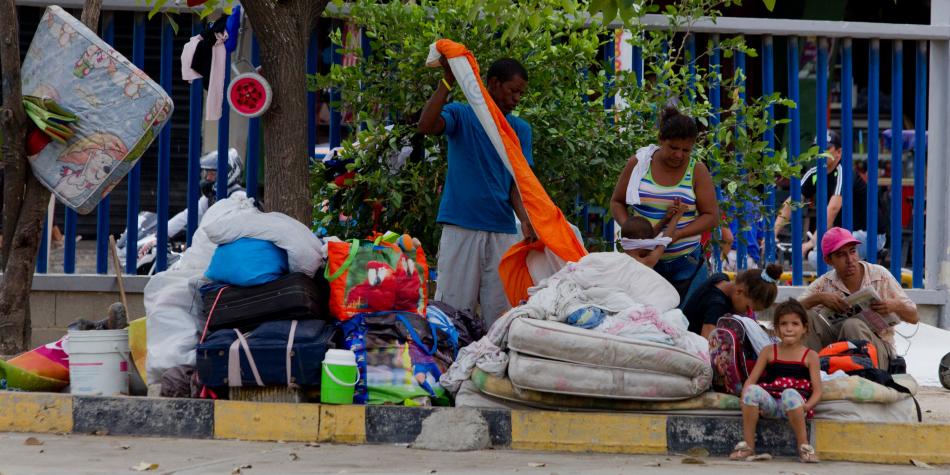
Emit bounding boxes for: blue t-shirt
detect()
[438,102,533,234]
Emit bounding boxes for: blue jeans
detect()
[807,230,886,268]
[654,247,709,307]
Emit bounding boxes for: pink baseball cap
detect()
[821,227,861,256]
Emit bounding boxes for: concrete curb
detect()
[1,392,947,464]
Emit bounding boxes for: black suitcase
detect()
[196,319,337,388]
[201,272,329,332]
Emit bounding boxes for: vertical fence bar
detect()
[156,17,173,272]
[604,31,616,112]
[36,214,48,274]
[816,38,829,275]
[329,23,343,148]
[735,45,748,270]
[186,19,203,245]
[95,193,111,268]
[603,31,616,243]
[710,34,723,272]
[842,38,854,231]
[307,31,318,159]
[788,37,804,285]
[246,36,260,200]
[686,34,696,102]
[633,43,643,86]
[913,41,928,288]
[63,206,76,274]
[216,49,232,202]
[96,12,115,275]
[125,12,145,274]
[763,36,777,263]
[890,40,904,280]
[867,39,880,265]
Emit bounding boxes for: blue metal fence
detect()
[763,36,777,265]
[28,10,934,290]
[867,40,881,266]
[787,37,804,284]
[95,12,115,275]
[126,12,145,274]
[913,41,928,288]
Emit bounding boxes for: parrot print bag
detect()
[324,234,428,321]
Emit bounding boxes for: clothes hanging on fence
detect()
[180,16,229,121]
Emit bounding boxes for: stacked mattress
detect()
[505,318,712,401]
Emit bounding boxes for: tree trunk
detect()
[240,0,328,224]
[0,0,101,355]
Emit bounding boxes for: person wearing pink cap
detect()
[798,227,918,370]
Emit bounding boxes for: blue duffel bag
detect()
[196,319,337,388]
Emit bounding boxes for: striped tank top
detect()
[631,156,701,261]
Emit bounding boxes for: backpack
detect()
[708,315,758,395]
[428,300,485,348]
[818,340,879,374]
[819,339,922,421]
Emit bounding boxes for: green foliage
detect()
[594,0,775,24]
[312,0,632,254]
[312,0,808,259]
[140,0,235,33]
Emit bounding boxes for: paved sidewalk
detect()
[0,432,943,475]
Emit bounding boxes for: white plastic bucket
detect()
[66,329,130,396]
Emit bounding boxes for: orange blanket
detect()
[426,40,587,305]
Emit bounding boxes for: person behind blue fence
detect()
[417,57,536,327]
[731,298,821,464]
[774,130,887,266]
[799,227,917,371]
[610,105,719,302]
[167,148,244,240]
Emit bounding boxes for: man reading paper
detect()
[799,227,918,371]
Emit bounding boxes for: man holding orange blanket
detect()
[418,56,536,327]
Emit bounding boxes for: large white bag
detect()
[145,193,326,383]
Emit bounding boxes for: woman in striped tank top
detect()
[610,106,720,301]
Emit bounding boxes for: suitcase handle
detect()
[323,363,360,387]
[325,239,361,282]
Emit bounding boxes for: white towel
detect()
[620,233,673,251]
[624,144,660,206]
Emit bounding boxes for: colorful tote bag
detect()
[21,6,174,214]
[324,234,428,321]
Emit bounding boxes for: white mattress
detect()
[22,6,173,214]
[508,351,708,400]
[508,318,711,380]
[813,397,918,423]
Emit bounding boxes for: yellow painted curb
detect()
[214,400,321,442]
[815,420,950,464]
[511,410,667,454]
[0,392,72,433]
[318,405,366,444]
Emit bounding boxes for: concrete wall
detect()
[25,275,149,348]
[30,291,145,348]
